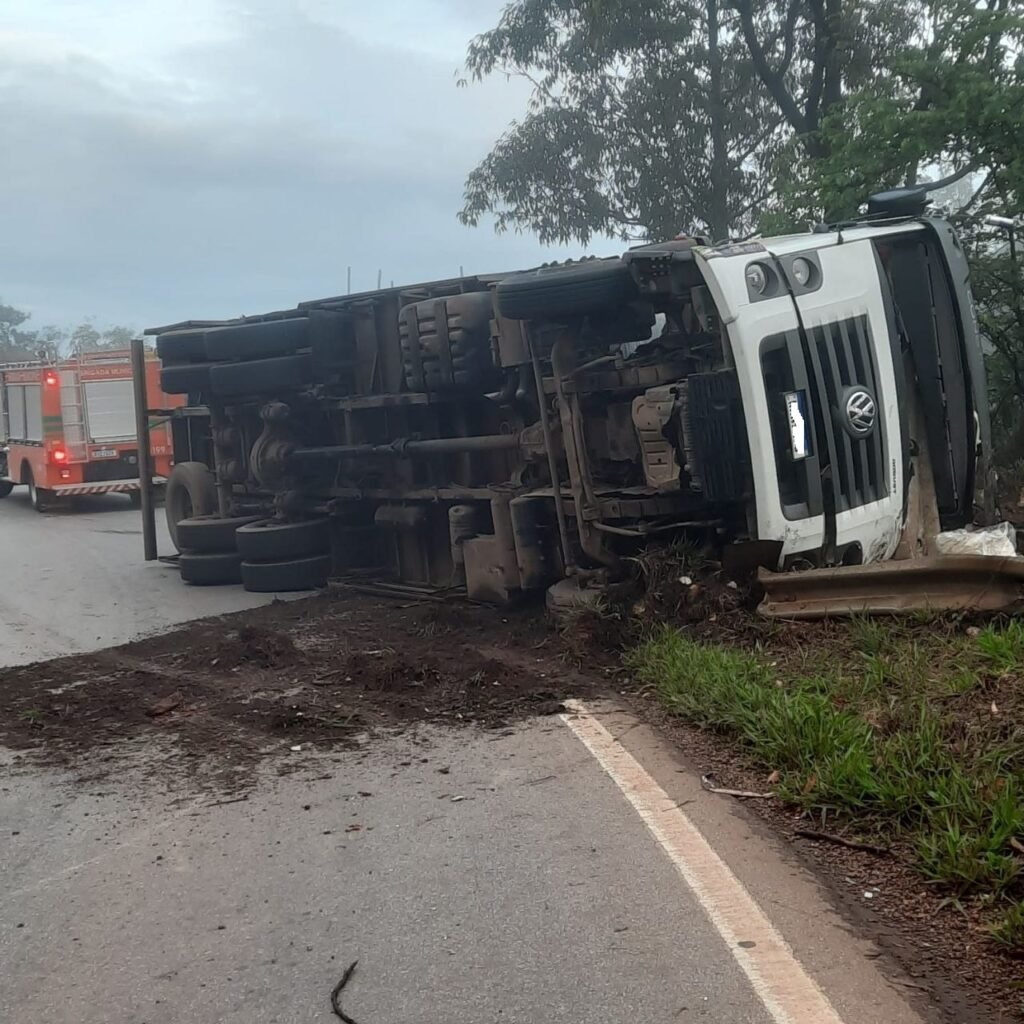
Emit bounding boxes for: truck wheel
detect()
[160,362,212,395]
[495,258,636,321]
[241,553,332,593]
[176,514,263,553]
[179,550,243,585]
[165,462,217,551]
[156,328,208,362]
[128,490,142,509]
[208,354,314,398]
[204,318,309,361]
[235,518,331,561]
[0,480,13,499]
[24,468,51,512]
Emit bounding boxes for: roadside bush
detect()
[630,625,1024,922]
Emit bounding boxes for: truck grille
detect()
[804,315,887,511]
[680,370,750,503]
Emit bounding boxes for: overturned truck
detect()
[148,188,993,604]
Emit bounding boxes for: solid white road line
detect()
[561,699,845,1024]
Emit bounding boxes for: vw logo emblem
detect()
[843,388,876,437]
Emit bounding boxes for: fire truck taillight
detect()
[43,370,59,387]
[50,447,68,464]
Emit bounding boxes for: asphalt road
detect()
[0,488,279,667]
[0,494,938,1023]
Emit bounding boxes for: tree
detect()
[100,326,135,349]
[460,0,782,244]
[0,303,31,350]
[69,322,101,356]
[0,302,59,363]
[776,0,1024,222]
[67,322,136,355]
[1,304,138,363]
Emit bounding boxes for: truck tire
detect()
[208,354,314,398]
[161,363,212,395]
[24,467,51,512]
[0,480,13,499]
[236,518,331,561]
[165,462,218,551]
[179,550,243,585]
[176,514,263,553]
[241,553,332,593]
[156,328,208,362]
[204,318,309,361]
[495,258,636,320]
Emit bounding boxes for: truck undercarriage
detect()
[144,194,1007,608]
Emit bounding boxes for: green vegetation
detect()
[464,1,1024,491]
[1,300,137,363]
[629,617,1024,946]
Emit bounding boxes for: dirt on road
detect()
[0,591,607,790]
[2,583,1024,1022]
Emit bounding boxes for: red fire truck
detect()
[0,350,180,511]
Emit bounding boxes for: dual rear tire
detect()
[176,513,263,586]
[237,518,332,592]
[165,463,332,591]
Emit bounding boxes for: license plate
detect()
[92,448,118,459]
[784,391,810,460]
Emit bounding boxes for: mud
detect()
[0,592,600,791]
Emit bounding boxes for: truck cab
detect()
[683,214,988,567]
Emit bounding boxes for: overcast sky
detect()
[1,0,606,333]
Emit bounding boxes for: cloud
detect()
[0,1,597,331]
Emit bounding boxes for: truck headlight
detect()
[745,263,770,294]
[791,257,813,287]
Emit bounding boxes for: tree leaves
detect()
[0,301,136,363]
[461,0,778,242]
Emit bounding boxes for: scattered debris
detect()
[146,692,183,718]
[701,774,774,799]
[330,960,360,1024]
[0,593,596,793]
[794,829,891,857]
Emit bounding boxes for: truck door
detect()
[771,239,905,563]
[877,222,981,526]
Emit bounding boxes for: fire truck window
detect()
[85,379,137,442]
[7,385,26,440]
[23,384,43,442]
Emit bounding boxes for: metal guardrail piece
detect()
[758,554,1024,619]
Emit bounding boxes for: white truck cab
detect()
[623,199,990,570]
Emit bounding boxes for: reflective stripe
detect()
[50,477,165,496]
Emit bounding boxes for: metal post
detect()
[130,338,158,561]
[524,326,574,572]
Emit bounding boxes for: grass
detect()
[629,617,1024,946]
[991,901,1024,949]
[976,620,1024,674]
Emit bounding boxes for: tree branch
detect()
[734,0,809,137]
